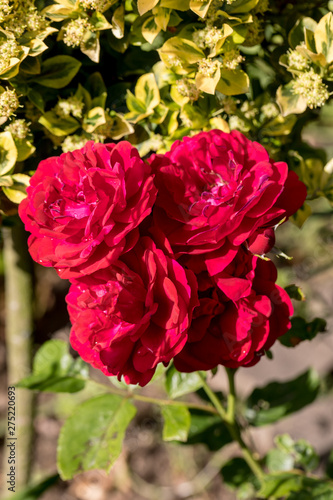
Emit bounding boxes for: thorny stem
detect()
[199,370,264,481]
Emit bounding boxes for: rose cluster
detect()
[19,131,306,386]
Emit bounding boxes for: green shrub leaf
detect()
[258,472,333,499]
[165,365,205,399]
[39,111,80,136]
[161,405,191,442]
[17,339,89,393]
[221,457,259,492]
[186,409,232,450]
[36,55,81,89]
[0,132,17,176]
[279,317,326,348]
[245,369,321,426]
[57,394,136,479]
[216,69,250,96]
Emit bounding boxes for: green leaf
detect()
[153,61,178,88]
[287,489,333,500]
[81,31,100,63]
[314,12,333,64]
[258,472,305,498]
[2,174,31,204]
[103,113,134,140]
[151,102,168,124]
[276,83,307,117]
[29,38,49,57]
[15,139,36,162]
[42,4,74,21]
[266,449,295,472]
[291,202,312,228]
[17,339,89,393]
[209,116,230,132]
[36,55,81,89]
[0,132,17,176]
[216,69,250,96]
[221,457,258,490]
[0,46,30,80]
[161,405,191,442]
[135,72,160,111]
[39,111,80,137]
[170,84,189,106]
[165,365,205,399]
[288,17,317,49]
[112,5,125,39]
[87,72,107,98]
[154,7,172,31]
[20,57,41,75]
[160,0,190,9]
[126,73,160,122]
[180,103,207,129]
[126,91,147,115]
[75,83,91,110]
[266,448,295,473]
[142,16,161,44]
[225,0,258,14]
[279,317,327,348]
[292,439,319,472]
[107,30,129,53]
[83,106,106,133]
[304,27,317,54]
[3,474,59,500]
[190,0,213,18]
[159,36,205,69]
[90,11,112,31]
[196,64,221,95]
[262,114,297,137]
[258,472,333,499]
[284,285,306,302]
[246,369,321,426]
[186,409,232,451]
[28,89,45,113]
[137,0,159,16]
[0,175,13,187]
[57,394,136,479]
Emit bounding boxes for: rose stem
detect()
[89,379,219,415]
[2,222,35,492]
[198,370,264,481]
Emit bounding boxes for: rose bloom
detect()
[174,248,293,371]
[19,141,157,279]
[66,237,198,386]
[149,130,307,275]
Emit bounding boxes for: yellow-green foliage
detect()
[0,0,332,214]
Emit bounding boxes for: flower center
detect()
[187,151,241,218]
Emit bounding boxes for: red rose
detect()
[19,141,157,279]
[174,250,293,371]
[66,237,199,386]
[149,130,306,274]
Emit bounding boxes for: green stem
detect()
[198,372,227,420]
[199,370,264,481]
[89,379,219,415]
[225,368,236,425]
